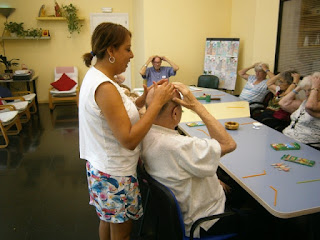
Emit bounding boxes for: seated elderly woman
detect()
[238,62,275,104]
[253,70,300,131]
[279,72,320,149]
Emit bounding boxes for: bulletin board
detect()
[203,38,240,90]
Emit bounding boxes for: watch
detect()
[144,64,147,67]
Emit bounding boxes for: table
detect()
[189,86,240,103]
[0,75,38,107]
[178,117,320,218]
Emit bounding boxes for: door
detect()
[90,13,131,88]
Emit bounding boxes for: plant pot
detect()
[10,32,17,37]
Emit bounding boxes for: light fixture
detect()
[0,7,15,21]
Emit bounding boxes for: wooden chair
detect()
[0,106,22,148]
[0,97,31,123]
[11,91,37,114]
[49,66,79,110]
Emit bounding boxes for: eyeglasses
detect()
[291,109,305,129]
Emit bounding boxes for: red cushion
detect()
[51,73,76,91]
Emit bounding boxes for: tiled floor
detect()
[0,104,318,240]
[0,104,101,240]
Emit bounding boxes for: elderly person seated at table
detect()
[140,55,179,87]
[238,62,275,105]
[253,70,300,131]
[279,72,320,149]
[140,82,249,238]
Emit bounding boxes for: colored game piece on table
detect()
[186,122,205,127]
[281,154,315,167]
[270,142,301,151]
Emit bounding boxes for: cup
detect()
[205,94,211,102]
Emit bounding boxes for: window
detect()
[275,0,320,76]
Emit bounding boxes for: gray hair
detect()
[254,63,269,72]
[299,75,312,89]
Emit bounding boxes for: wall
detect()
[231,0,280,95]
[0,0,280,102]
[0,0,132,103]
[139,0,232,88]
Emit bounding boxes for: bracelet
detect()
[144,64,147,67]
[292,82,298,86]
[292,89,299,94]
[265,69,270,73]
[311,88,319,92]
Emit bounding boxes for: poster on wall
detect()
[203,38,240,90]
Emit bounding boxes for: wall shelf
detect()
[0,36,50,40]
[36,17,84,21]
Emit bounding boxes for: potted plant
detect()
[4,22,25,37]
[62,4,82,35]
[0,55,19,73]
[25,28,43,38]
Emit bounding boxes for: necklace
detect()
[291,108,305,129]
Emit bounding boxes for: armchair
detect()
[49,66,79,110]
[0,106,22,148]
[0,97,31,123]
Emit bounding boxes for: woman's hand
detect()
[292,73,300,82]
[311,74,320,89]
[151,81,175,107]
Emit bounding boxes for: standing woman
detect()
[79,22,175,240]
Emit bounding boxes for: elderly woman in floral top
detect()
[279,72,320,149]
[253,70,300,131]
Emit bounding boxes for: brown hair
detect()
[83,22,132,67]
[280,69,298,84]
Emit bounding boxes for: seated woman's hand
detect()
[172,82,201,111]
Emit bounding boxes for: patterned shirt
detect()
[239,75,269,103]
[283,100,320,147]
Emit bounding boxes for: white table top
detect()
[178,117,320,218]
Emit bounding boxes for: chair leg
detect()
[138,187,150,237]
[49,94,54,110]
[0,124,9,148]
[29,100,37,114]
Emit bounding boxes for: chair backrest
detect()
[197,75,219,89]
[141,170,184,240]
[54,66,78,83]
[262,91,274,107]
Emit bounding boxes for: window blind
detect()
[277,0,320,76]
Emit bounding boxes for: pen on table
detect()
[242,170,266,178]
[297,179,320,184]
[269,186,278,206]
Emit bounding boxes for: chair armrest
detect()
[0,105,16,111]
[189,211,236,240]
[12,91,32,95]
[0,96,25,101]
[249,101,266,107]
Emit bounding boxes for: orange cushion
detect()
[51,73,76,91]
